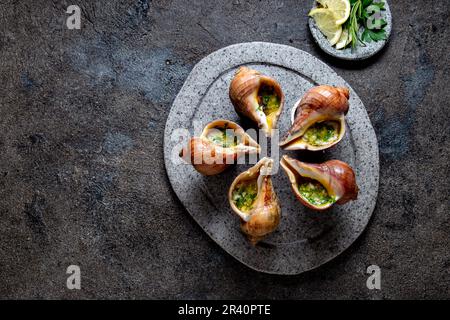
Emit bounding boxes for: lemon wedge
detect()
[309,8,342,46]
[319,0,351,25]
[335,29,349,49]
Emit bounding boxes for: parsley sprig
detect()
[347,0,387,49]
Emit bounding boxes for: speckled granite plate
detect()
[163,42,379,274]
[309,0,392,60]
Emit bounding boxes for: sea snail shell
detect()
[228,157,281,244]
[229,67,284,137]
[279,85,350,151]
[280,155,358,211]
[180,119,260,176]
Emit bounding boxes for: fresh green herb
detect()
[232,181,258,212]
[257,86,280,115]
[207,127,239,148]
[298,180,336,206]
[301,121,339,146]
[347,0,387,49]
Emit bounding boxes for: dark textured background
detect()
[0,0,448,299]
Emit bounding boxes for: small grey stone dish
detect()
[163,42,379,275]
[309,0,392,60]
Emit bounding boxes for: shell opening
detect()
[280,157,336,209]
[205,126,240,148]
[230,158,273,220]
[299,120,341,147]
[296,178,336,207]
[283,115,345,151]
[231,178,258,214]
[257,83,282,131]
[202,120,260,152]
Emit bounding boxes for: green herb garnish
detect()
[298,180,336,206]
[207,127,239,148]
[257,86,280,115]
[301,121,339,146]
[232,181,258,212]
[347,0,387,49]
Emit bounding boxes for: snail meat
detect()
[229,67,284,137]
[228,157,281,244]
[280,85,350,151]
[180,119,260,176]
[280,155,358,211]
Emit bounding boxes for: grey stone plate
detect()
[309,0,392,60]
[163,42,379,274]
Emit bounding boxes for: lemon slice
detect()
[319,0,351,25]
[335,29,349,49]
[309,8,342,46]
[345,32,352,46]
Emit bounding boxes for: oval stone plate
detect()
[164,42,379,274]
[309,0,392,60]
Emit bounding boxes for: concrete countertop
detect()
[0,0,448,299]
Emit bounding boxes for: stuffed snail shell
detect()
[180,119,260,176]
[228,157,281,244]
[229,67,284,137]
[280,155,358,211]
[279,85,350,151]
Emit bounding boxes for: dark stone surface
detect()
[0,0,448,299]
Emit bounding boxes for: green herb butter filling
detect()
[207,127,239,148]
[232,180,258,212]
[257,85,280,116]
[298,179,336,206]
[301,121,339,147]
